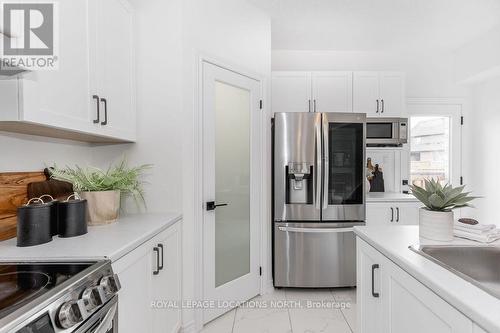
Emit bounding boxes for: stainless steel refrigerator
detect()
[273,112,366,288]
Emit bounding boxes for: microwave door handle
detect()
[322,114,329,209]
[315,119,322,210]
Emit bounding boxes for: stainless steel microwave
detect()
[366,117,408,147]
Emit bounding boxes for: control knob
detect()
[82,286,104,312]
[100,274,121,297]
[58,300,83,329]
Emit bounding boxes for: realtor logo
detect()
[1,2,59,70]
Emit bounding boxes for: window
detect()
[410,116,451,187]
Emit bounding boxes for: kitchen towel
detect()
[453,228,500,243]
[453,222,496,235]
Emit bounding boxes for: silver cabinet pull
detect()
[381,99,384,113]
[92,95,100,123]
[396,207,400,222]
[314,99,317,112]
[376,99,379,113]
[390,207,394,222]
[372,264,380,298]
[308,99,311,112]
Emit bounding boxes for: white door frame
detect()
[192,54,267,331]
[406,97,465,187]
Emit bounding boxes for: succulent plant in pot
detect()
[410,179,478,241]
[50,161,151,225]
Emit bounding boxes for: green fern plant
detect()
[410,179,478,212]
[50,160,152,207]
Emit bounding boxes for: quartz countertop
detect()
[366,192,419,202]
[354,225,500,332]
[0,213,182,262]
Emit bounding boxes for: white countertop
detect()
[354,225,500,333]
[0,212,182,262]
[366,192,419,202]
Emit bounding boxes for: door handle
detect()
[390,207,394,222]
[100,98,108,125]
[371,264,380,298]
[92,95,100,123]
[315,120,322,210]
[153,247,160,275]
[376,99,379,113]
[381,99,384,113]
[278,226,353,233]
[158,244,164,270]
[322,114,329,209]
[396,207,400,222]
[206,201,228,211]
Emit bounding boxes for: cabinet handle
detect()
[396,207,400,222]
[100,98,108,125]
[314,99,317,112]
[153,247,160,275]
[308,99,311,112]
[92,95,100,123]
[381,99,384,113]
[390,207,394,222]
[376,99,379,113]
[371,264,380,298]
[158,243,164,270]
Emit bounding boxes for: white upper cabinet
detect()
[0,0,136,143]
[272,72,312,113]
[272,71,353,113]
[312,71,353,112]
[353,72,380,115]
[353,71,406,117]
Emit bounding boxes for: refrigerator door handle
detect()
[322,114,329,209]
[278,226,354,233]
[315,120,322,210]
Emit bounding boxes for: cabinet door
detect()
[152,225,181,333]
[357,238,385,333]
[353,72,380,116]
[382,255,473,333]
[366,204,392,226]
[379,72,405,117]
[312,71,352,112]
[95,0,136,141]
[272,72,312,113]
[20,0,94,132]
[113,244,153,333]
[394,202,420,225]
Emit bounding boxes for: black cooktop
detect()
[0,263,92,320]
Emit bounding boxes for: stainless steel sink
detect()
[409,245,500,299]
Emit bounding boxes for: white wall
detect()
[462,77,500,226]
[272,50,469,98]
[181,0,271,329]
[0,132,94,171]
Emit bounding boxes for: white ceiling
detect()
[247,0,500,52]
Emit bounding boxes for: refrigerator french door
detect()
[273,112,366,288]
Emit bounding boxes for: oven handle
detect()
[278,226,353,233]
[92,302,117,333]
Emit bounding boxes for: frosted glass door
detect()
[214,81,251,287]
[202,62,261,324]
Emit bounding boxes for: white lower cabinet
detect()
[113,222,181,333]
[357,238,479,333]
[366,201,420,226]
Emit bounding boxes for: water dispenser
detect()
[285,162,313,204]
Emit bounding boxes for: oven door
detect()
[321,113,366,222]
[75,296,118,333]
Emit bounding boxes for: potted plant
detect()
[410,179,477,241]
[51,161,151,225]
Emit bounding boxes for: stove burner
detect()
[0,271,51,317]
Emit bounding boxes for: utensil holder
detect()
[17,198,53,247]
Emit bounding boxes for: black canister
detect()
[39,194,59,236]
[57,194,88,238]
[17,198,53,247]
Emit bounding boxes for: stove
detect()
[0,261,120,333]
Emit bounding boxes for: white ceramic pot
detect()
[419,208,454,241]
[79,190,120,225]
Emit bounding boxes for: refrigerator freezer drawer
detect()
[274,222,360,288]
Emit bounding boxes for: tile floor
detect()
[200,288,356,333]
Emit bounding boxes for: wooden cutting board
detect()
[0,171,46,241]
